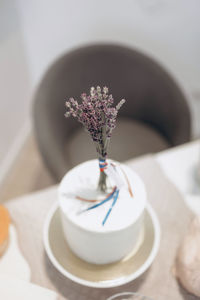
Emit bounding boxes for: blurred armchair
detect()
[33,44,191,181]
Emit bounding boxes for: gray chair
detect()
[33,44,191,181]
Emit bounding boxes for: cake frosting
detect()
[59,160,146,232]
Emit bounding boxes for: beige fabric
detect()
[0,135,54,204]
[5,157,196,300]
[68,119,169,167]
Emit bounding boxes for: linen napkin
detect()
[5,157,197,300]
[0,275,58,300]
[0,225,31,281]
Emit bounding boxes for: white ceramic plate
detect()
[43,202,160,288]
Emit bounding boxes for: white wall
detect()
[17,0,200,90]
[0,0,31,177]
[17,0,200,136]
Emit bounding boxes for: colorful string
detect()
[75,160,135,226]
[78,159,120,225]
[81,186,117,213]
[99,158,108,172]
[102,189,119,226]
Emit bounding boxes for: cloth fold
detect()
[6,157,197,300]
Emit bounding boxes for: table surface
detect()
[156,139,200,215]
[0,139,199,300]
[0,135,55,204]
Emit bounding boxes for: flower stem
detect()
[98,170,107,192]
[97,117,109,192]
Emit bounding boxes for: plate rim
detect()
[43,202,161,288]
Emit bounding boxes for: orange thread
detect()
[76,186,116,203]
[120,167,134,198]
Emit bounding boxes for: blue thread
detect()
[99,158,107,170]
[83,187,117,212]
[79,158,120,226]
[102,189,119,226]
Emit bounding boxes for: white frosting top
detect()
[59,160,146,232]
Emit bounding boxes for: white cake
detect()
[59,159,146,264]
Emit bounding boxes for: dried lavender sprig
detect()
[65,86,125,191]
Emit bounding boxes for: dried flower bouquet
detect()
[65,86,125,193]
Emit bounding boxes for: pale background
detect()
[0,0,200,182]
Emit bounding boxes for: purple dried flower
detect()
[65,86,125,159]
